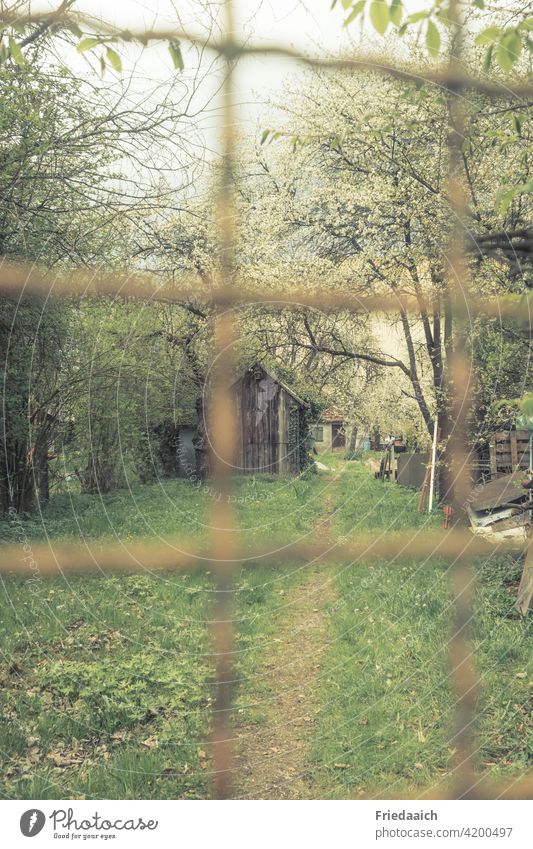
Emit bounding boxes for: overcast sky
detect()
[72,0,360,127]
[28,0,432,188]
[49,0,427,136]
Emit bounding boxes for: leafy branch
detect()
[337,0,533,71]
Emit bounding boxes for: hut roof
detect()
[235,363,308,408]
[320,406,348,423]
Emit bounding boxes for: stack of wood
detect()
[466,471,532,544]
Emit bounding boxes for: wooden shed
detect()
[233,364,308,475]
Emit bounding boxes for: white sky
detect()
[26,0,433,193]
[40,0,427,135]
[74,0,360,126]
[73,0,369,48]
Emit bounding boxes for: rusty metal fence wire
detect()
[1,0,533,802]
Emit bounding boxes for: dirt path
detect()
[233,464,345,799]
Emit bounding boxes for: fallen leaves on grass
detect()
[141,736,159,749]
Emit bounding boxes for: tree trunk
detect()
[193,393,210,480]
[36,440,50,506]
[81,429,123,494]
[348,426,358,455]
[157,420,180,478]
[436,289,454,504]
[0,441,36,514]
[399,308,434,436]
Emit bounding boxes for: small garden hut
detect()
[311,406,348,452]
[233,363,308,475]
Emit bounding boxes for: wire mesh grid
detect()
[1,0,533,801]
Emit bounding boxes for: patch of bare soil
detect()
[233,468,344,799]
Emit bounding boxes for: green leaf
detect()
[369,0,389,35]
[168,40,184,71]
[518,392,533,421]
[496,188,515,216]
[406,11,428,24]
[472,0,485,8]
[425,20,441,57]
[8,37,24,66]
[482,44,493,72]
[106,46,122,72]
[64,22,83,38]
[435,8,450,24]
[389,0,402,27]
[344,0,366,25]
[496,31,522,71]
[77,37,100,53]
[260,129,270,145]
[341,0,353,9]
[497,180,533,216]
[475,26,500,46]
[518,18,533,32]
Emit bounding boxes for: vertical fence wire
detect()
[209,0,238,800]
[443,0,480,799]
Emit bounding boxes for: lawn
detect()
[0,456,531,799]
[0,469,327,799]
[309,459,533,797]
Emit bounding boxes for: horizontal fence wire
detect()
[0,531,526,577]
[7,6,533,98]
[0,259,533,326]
[1,0,532,801]
[0,261,531,323]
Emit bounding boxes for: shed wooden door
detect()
[331,422,345,450]
[241,370,283,474]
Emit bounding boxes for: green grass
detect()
[0,458,531,799]
[333,454,441,533]
[0,571,212,799]
[312,560,453,796]
[0,468,328,799]
[0,479,209,545]
[308,459,533,797]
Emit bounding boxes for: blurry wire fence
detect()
[1,0,532,801]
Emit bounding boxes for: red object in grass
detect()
[442,505,454,529]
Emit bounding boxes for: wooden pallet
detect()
[489,430,530,477]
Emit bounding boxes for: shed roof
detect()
[320,406,348,422]
[469,471,529,512]
[236,363,308,408]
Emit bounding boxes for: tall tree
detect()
[241,59,533,494]
[0,45,213,509]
